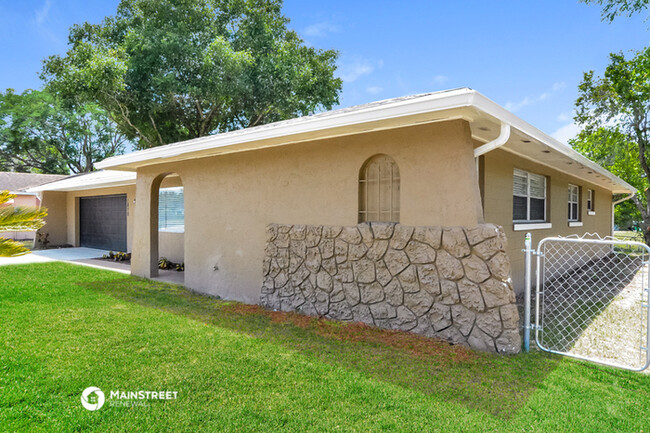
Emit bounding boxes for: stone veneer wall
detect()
[260,223,521,354]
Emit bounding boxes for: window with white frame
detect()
[159,187,184,232]
[513,169,546,222]
[359,154,400,223]
[568,184,580,221]
[587,189,595,213]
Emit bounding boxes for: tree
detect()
[0,190,47,257]
[570,128,643,229]
[582,0,650,22]
[573,47,650,242]
[0,89,127,174]
[41,0,342,149]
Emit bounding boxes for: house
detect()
[25,170,184,264]
[0,172,68,241]
[27,88,635,353]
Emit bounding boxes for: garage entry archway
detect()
[79,194,127,251]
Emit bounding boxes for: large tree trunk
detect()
[644,223,650,245]
[631,196,650,245]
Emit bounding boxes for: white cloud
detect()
[339,60,374,83]
[551,122,580,146]
[557,112,572,122]
[504,97,533,112]
[366,86,383,95]
[552,82,567,92]
[504,82,567,113]
[432,75,448,85]
[303,22,341,38]
[34,0,51,26]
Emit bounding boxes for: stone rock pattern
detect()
[260,222,521,354]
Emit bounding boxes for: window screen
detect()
[513,169,546,222]
[587,189,595,212]
[159,187,184,232]
[568,184,579,221]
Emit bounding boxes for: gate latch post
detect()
[524,232,533,353]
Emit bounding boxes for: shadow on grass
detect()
[80,277,562,419]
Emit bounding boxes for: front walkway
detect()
[0,247,184,285]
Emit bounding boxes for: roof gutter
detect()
[473,122,510,158]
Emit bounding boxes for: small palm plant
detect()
[0,190,48,257]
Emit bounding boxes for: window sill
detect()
[513,222,552,231]
[159,227,185,233]
[588,211,596,216]
[568,221,583,227]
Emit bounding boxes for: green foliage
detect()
[41,0,342,149]
[0,88,126,173]
[104,250,131,261]
[0,190,47,257]
[573,46,650,241]
[158,256,172,269]
[615,199,642,229]
[582,0,650,22]
[159,256,182,271]
[570,128,644,227]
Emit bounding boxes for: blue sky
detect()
[0,0,648,144]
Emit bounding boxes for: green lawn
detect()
[1,263,649,432]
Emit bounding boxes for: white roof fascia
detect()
[469,92,636,194]
[6,191,40,196]
[96,89,476,170]
[26,170,136,192]
[93,88,633,194]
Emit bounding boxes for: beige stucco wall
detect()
[481,148,613,294]
[40,191,68,246]
[159,231,184,263]
[132,120,483,303]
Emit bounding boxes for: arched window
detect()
[358,154,400,223]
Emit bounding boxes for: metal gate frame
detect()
[523,233,650,371]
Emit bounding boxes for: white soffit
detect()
[26,170,136,192]
[94,88,634,194]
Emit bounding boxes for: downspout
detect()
[473,122,511,220]
[474,122,511,158]
[612,192,635,235]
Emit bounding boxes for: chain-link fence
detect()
[534,236,650,371]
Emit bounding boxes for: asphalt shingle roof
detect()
[0,172,69,192]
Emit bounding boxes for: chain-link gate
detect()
[524,234,650,371]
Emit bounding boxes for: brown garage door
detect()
[79,194,127,251]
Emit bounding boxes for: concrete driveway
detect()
[0,247,130,274]
[0,247,111,266]
[0,247,184,284]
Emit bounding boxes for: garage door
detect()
[79,194,127,251]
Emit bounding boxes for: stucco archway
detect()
[148,172,184,280]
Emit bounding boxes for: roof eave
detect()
[95,88,634,195]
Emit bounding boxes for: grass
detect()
[614,230,644,243]
[1,263,649,432]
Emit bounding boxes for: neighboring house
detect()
[28,89,635,353]
[0,172,67,241]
